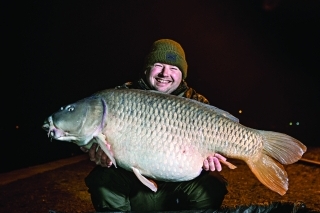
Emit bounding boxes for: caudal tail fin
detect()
[246,130,307,196]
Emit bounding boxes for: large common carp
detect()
[42,89,306,195]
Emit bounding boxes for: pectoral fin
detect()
[132,167,158,192]
[95,133,117,168]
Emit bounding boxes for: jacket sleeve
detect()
[183,87,210,104]
[114,82,133,89]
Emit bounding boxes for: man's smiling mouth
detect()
[156,78,171,83]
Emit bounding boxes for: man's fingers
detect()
[95,147,104,163]
[100,152,113,167]
[203,159,209,171]
[80,147,88,153]
[203,156,224,172]
[100,153,107,167]
[214,153,237,169]
[88,143,98,161]
[213,157,222,171]
[214,153,227,162]
[207,156,216,172]
[106,157,113,167]
[86,141,113,168]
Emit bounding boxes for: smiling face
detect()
[145,63,183,94]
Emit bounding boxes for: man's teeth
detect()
[157,79,170,83]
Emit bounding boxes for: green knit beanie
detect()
[144,39,188,79]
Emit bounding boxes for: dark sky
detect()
[2,0,320,171]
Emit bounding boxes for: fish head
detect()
[42,96,107,146]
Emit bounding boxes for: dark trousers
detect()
[85,166,228,211]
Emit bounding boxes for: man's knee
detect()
[85,166,132,211]
[179,172,228,210]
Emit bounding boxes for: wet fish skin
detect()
[42,89,307,195]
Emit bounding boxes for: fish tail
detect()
[260,130,307,165]
[246,130,307,196]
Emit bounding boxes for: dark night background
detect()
[2,0,319,173]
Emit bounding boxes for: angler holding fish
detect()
[83,39,229,211]
[42,39,306,212]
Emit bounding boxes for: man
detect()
[82,39,228,211]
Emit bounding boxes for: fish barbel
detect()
[42,89,306,195]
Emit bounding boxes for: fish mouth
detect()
[42,117,85,144]
[42,120,50,132]
[42,116,69,140]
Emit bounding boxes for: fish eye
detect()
[66,105,75,112]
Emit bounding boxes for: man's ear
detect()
[144,68,151,75]
[144,65,152,75]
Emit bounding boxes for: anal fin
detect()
[219,159,237,169]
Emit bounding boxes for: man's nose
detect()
[160,66,169,76]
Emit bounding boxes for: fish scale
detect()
[43,88,306,195]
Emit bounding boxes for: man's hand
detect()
[203,154,227,172]
[80,143,113,168]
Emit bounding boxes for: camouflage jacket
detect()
[115,78,209,104]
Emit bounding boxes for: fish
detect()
[42,88,306,195]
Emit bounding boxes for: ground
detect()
[0,147,319,213]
